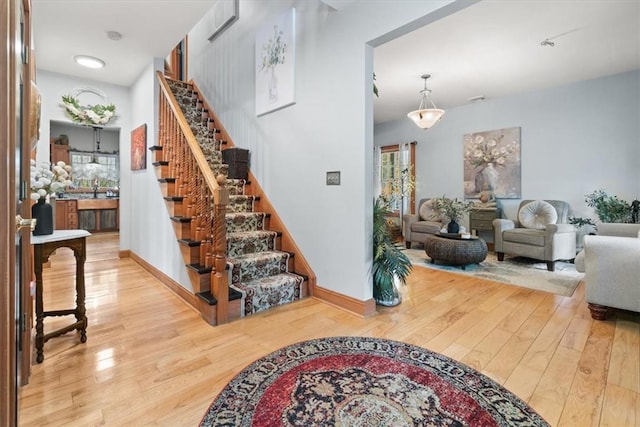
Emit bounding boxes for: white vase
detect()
[268,68,278,103]
[481,163,499,192]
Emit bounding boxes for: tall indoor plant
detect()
[373,198,412,306]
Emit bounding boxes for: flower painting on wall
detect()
[463,127,521,199]
[255,8,295,116]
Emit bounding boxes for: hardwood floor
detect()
[19,232,639,426]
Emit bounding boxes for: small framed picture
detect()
[131,124,147,171]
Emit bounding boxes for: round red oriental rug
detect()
[200,336,549,426]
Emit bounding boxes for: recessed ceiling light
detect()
[107,30,122,41]
[74,55,105,69]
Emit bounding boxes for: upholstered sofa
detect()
[403,198,447,249]
[575,223,640,320]
[493,200,576,271]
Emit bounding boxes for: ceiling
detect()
[374,0,640,124]
[32,1,639,124]
[31,0,214,87]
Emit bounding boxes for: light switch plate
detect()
[326,171,340,185]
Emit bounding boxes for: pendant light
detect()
[407,74,445,129]
[89,126,102,164]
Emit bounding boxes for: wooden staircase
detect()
[152,72,315,325]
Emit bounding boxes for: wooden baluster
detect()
[212,174,229,324]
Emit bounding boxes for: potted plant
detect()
[568,216,596,252]
[431,196,474,233]
[585,190,632,223]
[373,198,412,306]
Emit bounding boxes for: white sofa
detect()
[575,223,640,320]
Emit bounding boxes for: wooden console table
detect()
[31,230,91,363]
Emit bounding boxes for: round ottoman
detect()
[424,234,488,269]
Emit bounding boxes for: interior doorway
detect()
[377,141,416,237]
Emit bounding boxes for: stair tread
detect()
[234,272,304,286]
[228,250,290,264]
[228,230,277,239]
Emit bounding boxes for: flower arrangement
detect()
[260,25,287,73]
[61,94,116,126]
[464,133,519,169]
[432,196,474,222]
[30,160,72,200]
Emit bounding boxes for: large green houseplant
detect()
[585,190,632,223]
[373,198,412,306]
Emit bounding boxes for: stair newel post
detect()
[212,174,229,324]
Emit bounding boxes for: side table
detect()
[31,229,91,363]
[470,208,502,249]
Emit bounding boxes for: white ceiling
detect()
[32,1,640,124]
[31,0,215,87]
[374,0,640,124]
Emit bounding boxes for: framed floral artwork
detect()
[463,127,521,199]
[255,8,296,116]
[131,124,147,171]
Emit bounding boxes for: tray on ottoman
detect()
[424,233,487,269]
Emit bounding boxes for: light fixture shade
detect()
[408,73,445,129]
[74,55,105,69]
[407,108,445,129]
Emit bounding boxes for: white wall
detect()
[37,64,192,290]
[36,71,130,166]
[375,70,640,225]
[127,60,191,289]
[50,122,119,154]
[187,0,459,301]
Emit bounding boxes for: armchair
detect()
[575,223,640,320]
[493,200,576,271]
[403,198,447,249]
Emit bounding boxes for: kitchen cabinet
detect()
[76,198,119,232]
[55,199,78,230]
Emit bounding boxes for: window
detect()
[378,142,416,216]
[70,151,119,189]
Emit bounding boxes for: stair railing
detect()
[156,71,230,324]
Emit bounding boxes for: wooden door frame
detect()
[1,0,33,424]
[1,0,18,423]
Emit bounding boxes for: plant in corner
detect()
[431,195,474,233]
[373,198,412,306]
[585,190,632,223]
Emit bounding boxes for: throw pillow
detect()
[518,200,558,229]
[419,199,441,222]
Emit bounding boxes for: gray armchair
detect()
[403,198,447,249]
[493,200,576,271]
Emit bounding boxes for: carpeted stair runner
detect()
[166,78,304,316]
